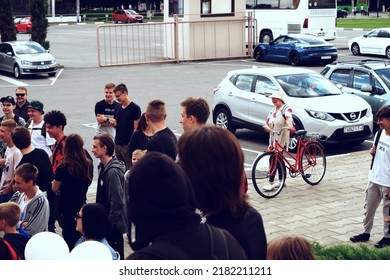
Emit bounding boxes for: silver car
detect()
[0,41,57,78]
[213,67,373,150]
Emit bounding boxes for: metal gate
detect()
[97,16,254,67]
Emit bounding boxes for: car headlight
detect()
[305,109,335,121]
[51,59,56,64]
[20,60,32,66]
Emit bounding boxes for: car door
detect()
[266,36,291,62]
[376,30,390,56]
[248,75,279,126]
[349,70,381,114]
[227,74,255,124]
[0,43,14,73]
[361,30,381,54]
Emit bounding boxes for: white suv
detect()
[213,67,373,149]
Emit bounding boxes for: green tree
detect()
[29,0,50,49]
[0,0,17,42]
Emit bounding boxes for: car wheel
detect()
[26,27,31,33]
[351,43,360,55]
[260,31,272,43]
[126,19,130,24]
[386,47,390,59]
[254,49,264,62]
[289,51,300,66]
[13,65,21,79]
[214,108,236,134]
[114,19,118,24]
[48,72,56,77]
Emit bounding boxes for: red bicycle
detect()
[252,127,326,199]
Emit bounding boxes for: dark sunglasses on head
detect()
[16,93,26,97]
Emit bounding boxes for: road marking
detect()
[50,68,63,85]
[0,76,29,86]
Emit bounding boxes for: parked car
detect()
[0,41,57,79]
[15,16,32,33]
[112,9,144,23]
[321,59,390,128]
[337,9,348,18]
[348,28,390,58]
[253,34,338,66]
[213,67,373,150]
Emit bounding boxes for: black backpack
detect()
[137,224,229,260]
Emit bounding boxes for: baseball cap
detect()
[0,96,16,105]
[27,100,44,114]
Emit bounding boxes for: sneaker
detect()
[375,237,390,248]
[350,233,370,243]
[262,182,280,191]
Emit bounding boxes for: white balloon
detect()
[70,240,112,260]
[25,232,69,260]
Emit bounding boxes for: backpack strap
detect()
[370,129,383,170]
[206,224,229,260]
[25,119,47,138]
[3,239,21,260]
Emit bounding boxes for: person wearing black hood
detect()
[92,133,127,260]
[178,126,267,260]
[125,151,247,260]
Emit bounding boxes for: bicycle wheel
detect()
[300,142,326,185]
[252,152,286,199]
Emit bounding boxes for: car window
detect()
[352,71,370,90]
[329,69,350,86]
[273,37,286,44]
[375,68,390,89]
[378,30,390,38]
[254,76,278,95]
[366,30,380,38]
[235,75,254,92]
[0,44,13,54]
[276,73,341,97]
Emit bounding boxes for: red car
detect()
[112,9,143,24]
[15,17,32,33]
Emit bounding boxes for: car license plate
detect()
[37,65,49,69]
[321,56,331,59]
[343,125,364,133]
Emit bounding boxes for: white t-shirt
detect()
[0,146,22,191]
[369,131,390,187]
[28,120,56,157]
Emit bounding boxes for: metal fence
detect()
[97,16,254,67]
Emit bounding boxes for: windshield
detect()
[375,68,390,89]
[276,73,341,97]
[125,10,137,15]
[14,43,45,55]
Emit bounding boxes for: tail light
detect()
[303,18,308,28]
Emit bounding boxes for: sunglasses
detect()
[75,212,82,220]
[16,94,26,97]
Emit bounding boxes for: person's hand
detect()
[263,125,270,133]
[370,146,376,155]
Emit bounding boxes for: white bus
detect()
[246,0,337,43]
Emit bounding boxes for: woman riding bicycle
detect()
[263,91,295,191]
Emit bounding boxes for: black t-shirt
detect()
[94,99,119,116]
[54,161,93,215]
[128,130,151,157]
[17,148,53,192]
[146,127,177,160]
[114,102,141,145]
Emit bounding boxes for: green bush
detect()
[313,242,390,260]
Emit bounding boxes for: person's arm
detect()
[52,180,62,192]
[106,170,126,227]
[22,196,49,235]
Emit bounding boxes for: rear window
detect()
[299,36,327,45]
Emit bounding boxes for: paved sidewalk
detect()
[84,150,382,257]
[247,150,383,247]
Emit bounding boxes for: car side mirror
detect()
[361,84,373,92]
[363,34,368,38]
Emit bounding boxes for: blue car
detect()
[253,34,338,66]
